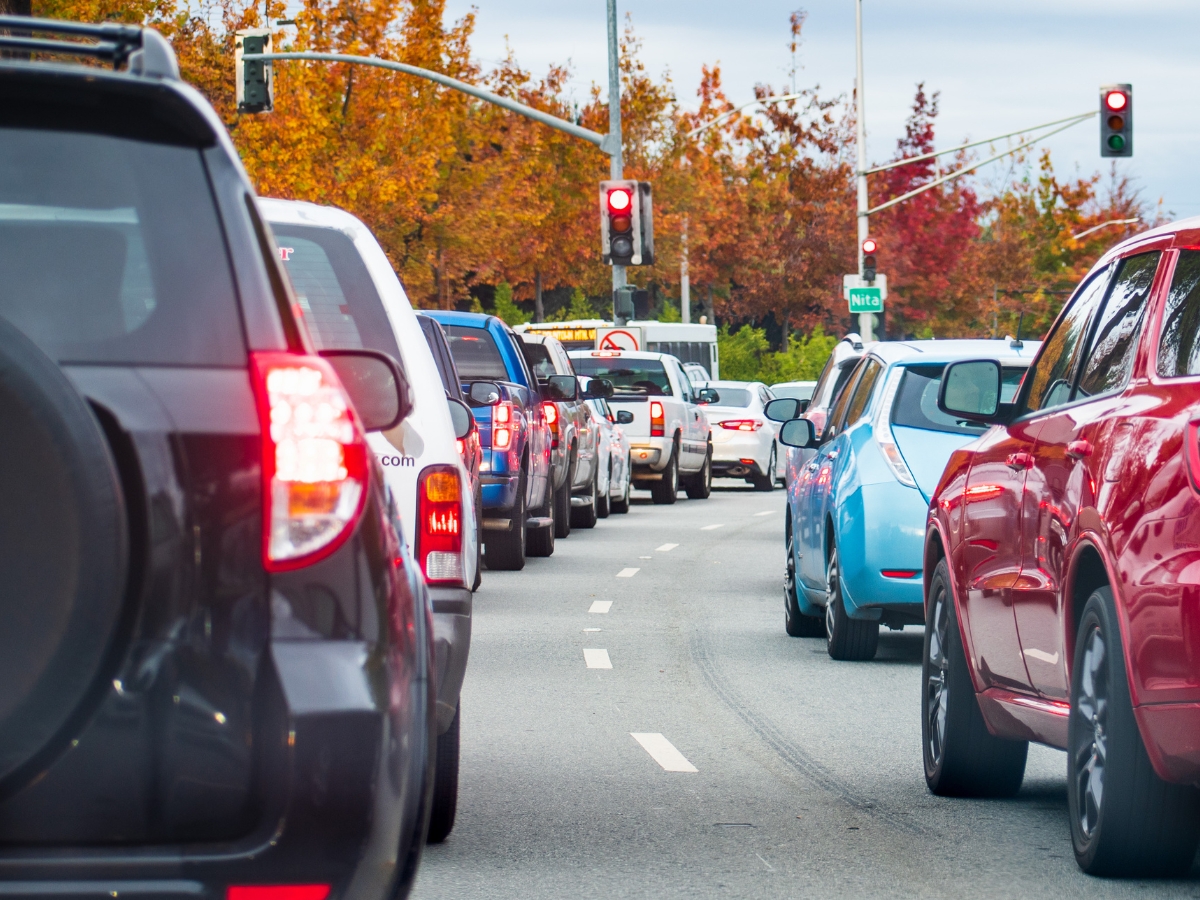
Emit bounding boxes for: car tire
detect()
[525,507,554,557]
[485,469,526,571]
[426,704,460,844]
[570,466,598,529]
[1067,587,1200,876]
[596,462,611,519]
[684,444,712,500]
[553,455,574,539]
[922,557,1027,797]
[785,519,823,637]
[824,544,879,660]
[650,441,679,505]
[752,445,776,492]
[612,459,632,514]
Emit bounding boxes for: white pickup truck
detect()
[569,349,714,503]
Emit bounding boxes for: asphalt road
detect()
[412,481,1200,899]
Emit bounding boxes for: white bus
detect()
[516,320,719,380]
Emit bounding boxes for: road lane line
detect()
[616,567,640,578]
[584,648,612,669]
[656,543,678,552]
[631,733,698,772]
[754,510,775,516]
[583,627,601,632]
[589,600,613,613]
[700,524,724,531]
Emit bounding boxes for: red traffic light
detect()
[1105,91,1128,112]
[861,238,878,255]
[607,188,632,213]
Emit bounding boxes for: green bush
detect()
[717,324,838,384]
[549,287,599,321]
[492,282,530,325]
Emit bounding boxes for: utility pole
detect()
[607,0,625,300]
[680,216,690,324]
[854,0,873,342]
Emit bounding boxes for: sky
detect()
[441,0,1200,221]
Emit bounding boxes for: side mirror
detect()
[447,397,475,440]
[616,410,634,425]
[798,398,810,413]
[321,349,411,432]
[764,397,801,422]
[542,374,579,402]
[468,381,502,406]
[696,388,720,404]
[778,418,816,449]
[582,377,614,399]
[938,359,1002,421]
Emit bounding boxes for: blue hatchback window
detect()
[892,364,1025,435]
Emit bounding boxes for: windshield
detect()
[572,357,673,396]
[707,387,753,408]
[891,363,1027,435]
[443,324,510,380]
[0,129,243,365]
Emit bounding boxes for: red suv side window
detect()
[1158,250,1200,377]
[1076,251,1159,399]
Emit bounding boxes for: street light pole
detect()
[854,0,873,342]
[607,0,625,297]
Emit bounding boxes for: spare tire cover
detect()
[0,316,128,785]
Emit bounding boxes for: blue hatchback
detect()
[777,339,1039,660]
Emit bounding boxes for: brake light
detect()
[456,438,464,455]
[417,465,463,585]
[228,887,330,900]
[592,350,620,357]
[493,401,513,450]
[249,352,367,572]
[651,401,664,437]
[543,400,559,448]
[881,569,919,579]
[718,419,763,431]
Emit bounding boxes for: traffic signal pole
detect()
[854,0,872,342]
[607,0,625,299]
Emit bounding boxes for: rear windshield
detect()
[520,340,557,379]
[891,364,1026,435]
[443,325,509,381]
[572,357,673,396]
[709,388,752,408]
[271,224,401,360]
[0,129,243,365]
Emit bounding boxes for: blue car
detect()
[774,339,1039,660]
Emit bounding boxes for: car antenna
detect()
[1008,312,1024,349]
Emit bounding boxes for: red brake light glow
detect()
[543,400,559,447]
[417,465,463,585]
[228,887,331,900]
[492,401,513,450]
[249,352,368,572]
[650,401,664,437]
[718,419,763,432]
[607,188,632,213]
[1105,91,1127,111]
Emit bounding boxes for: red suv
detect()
[923,221,1200,876]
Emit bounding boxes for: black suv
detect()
[0,18,434,899]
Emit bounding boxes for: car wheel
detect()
[824,543,878,660]
[571,466,598,529]
[426,704,460,844]
[612,458,632,514]
[785,518,823,637]
[485,469,526,571]
[1068,587,1200,876]
[650,441,679,505]
[553,456,574,539]
[597,462,611,518]
[922,557,1027,797]
[684,444,712,499]
[753,444,776,492]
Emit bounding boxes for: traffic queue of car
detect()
[767,224,1200,877]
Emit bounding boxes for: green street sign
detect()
[848,287,883,314]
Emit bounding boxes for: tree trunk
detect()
[0,0,32,16]
[534,270,544,323]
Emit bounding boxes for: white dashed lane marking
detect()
[754,510,775,516]
[631,733,698,772]
[700,524,724,531]
[589,600,613,614]
[656,543,678,552]
[617,568,640,578]
[584,649,612,669]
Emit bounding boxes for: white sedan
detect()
[701,380,779,491]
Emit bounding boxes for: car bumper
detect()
[629,439,668,474]
[711,430,771,473]
[429,586,472,734]
[481,472,520,514]
[836,479,927,618]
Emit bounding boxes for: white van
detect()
[261,199,476,843]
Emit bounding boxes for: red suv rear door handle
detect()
[1067,440,1093,460]
[1006,452,1033,471]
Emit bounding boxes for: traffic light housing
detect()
[236,30,273,114]
[613,285,635,325]
[862,237,878,284]
[600,181,654,266]
[1100,84,1132,158]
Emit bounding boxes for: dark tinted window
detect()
[708,388,753,407]
[417,315,460,396]
[1024,268,1111,413]
[1077,252,1158,398]
[825,359,865,439]
[520,340,557,379]
[443,325,510,380]
[272,225,401,361]
[845,359,883,426]
[0,129,243,365]
[893,364,1027,435]
[1158,250,1200,377]
[572,357,673,395]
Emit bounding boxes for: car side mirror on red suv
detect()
[320,349,412,432]
[938,359,1002,422]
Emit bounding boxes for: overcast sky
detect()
[441,0,1200,221]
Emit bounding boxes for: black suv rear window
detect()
[891,363,1026,435]
[0,129,243,365]
[443,325,509,380]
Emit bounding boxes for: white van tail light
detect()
[417,465,463,585]
[250,352,368,572]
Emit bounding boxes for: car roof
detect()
[867,338,1043,366]
[567,350,673,360]
[770,380,816,388]
[426,310,503,329]
[708,380,762,389]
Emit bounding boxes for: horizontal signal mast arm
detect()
[242,51,619,156]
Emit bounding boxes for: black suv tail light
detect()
[417,464,464,585]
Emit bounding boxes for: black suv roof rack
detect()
[0,15,178,78]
